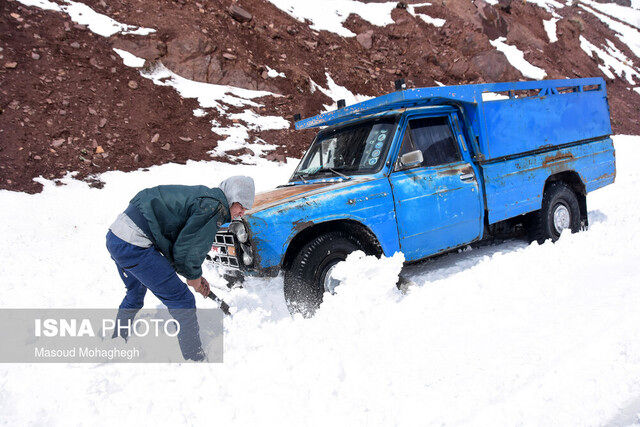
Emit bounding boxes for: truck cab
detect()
[209,78,616,316]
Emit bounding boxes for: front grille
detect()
[215,234,235,245]
[210,231,240,269]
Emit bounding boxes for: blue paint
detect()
[214,78,616,273]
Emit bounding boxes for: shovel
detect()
[207,291,232,316]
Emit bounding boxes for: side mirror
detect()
[399,150,423,169]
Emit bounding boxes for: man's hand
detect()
[187,277,210,297]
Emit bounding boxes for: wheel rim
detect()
[322,263,341,294]
[553,203,571,234]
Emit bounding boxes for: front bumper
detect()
[207,221,278,278]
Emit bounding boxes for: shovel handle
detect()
[207,291,232,316]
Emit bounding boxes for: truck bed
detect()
[481,138,615,224]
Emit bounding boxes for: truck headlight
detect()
[229,221,248,243]
[242,252,253,265]
[241,243,253,265]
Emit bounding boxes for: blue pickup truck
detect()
[209,77,616,315]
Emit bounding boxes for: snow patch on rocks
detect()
[266,0,397,37]
[580,4,640,58]
[406,3,446,27]
[16,0,155,37]
[266,66,286,78]
[490,37,547,80]
[543,18,558,43]
[310,73,373,112]
[579,36,640,84]
[525,0,564,17]
[580,0,640,30]
[112,48,145,68]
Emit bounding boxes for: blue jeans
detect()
[106,230,203,361]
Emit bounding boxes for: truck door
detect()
[389,114,483,261]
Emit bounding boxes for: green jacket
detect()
[130,185,230,280]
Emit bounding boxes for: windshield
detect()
[291,116,398,181]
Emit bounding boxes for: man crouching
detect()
[105,176,255,361]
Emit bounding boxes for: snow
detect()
[139,63,276,113]
[112,48,145,68]
[524,0,564,17]
[580,4,640,58]
[210,110,287,156]
[266,0,397,37]
[406,3,446,28]
[579,36,640,84]
[16,0,155,37]
[228,110,290,132]
[579,0,640,30]
[1,135,640,425]
[13,0,60,11]
[482,91,510,101]
[139,62,287,156]
[265,66,286,78]
[310,73,373,112]
[490,37,548,80]
[543,18,558,43]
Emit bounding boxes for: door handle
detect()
[460,173,475,182]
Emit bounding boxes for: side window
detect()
[403,116,460,167]
[396,126,417,169]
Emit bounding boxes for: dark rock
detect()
[356,30,374,49]
[507,22,546,52]
[304,40,318,50]
[266,152,286,163]
[228,4,252,23]
[469,50,511,81]
[89,58,103,69]
[460,32,488,56]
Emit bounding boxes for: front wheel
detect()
[283,231,363,316]
[530,182,581,243]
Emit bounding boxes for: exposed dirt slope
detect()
[1,0,638,192]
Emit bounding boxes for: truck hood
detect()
[249,179,367,213]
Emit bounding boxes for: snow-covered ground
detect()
[1,135,639,425]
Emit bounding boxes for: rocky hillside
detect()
[1,0,639,192]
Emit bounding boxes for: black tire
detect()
[530,182,581,243]
[283,231,363,316]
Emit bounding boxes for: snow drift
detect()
[1,136,640,425]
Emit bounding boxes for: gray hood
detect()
[219,175,255,209]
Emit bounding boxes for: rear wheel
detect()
[283,231,363,316]
[530,182,581,243]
